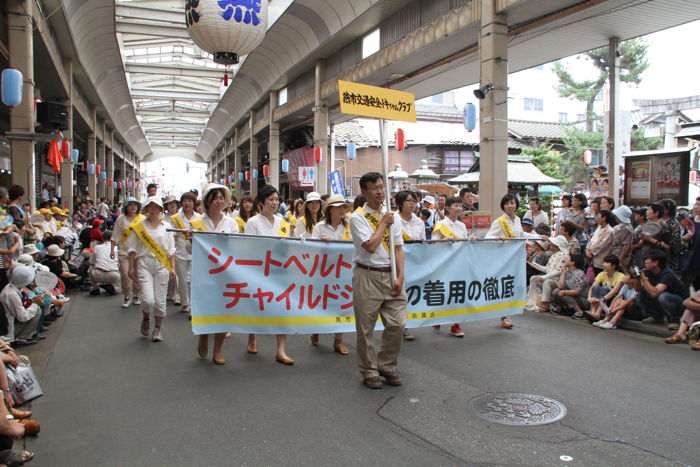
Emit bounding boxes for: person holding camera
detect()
[638,250,689,331]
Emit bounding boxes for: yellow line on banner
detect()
[191,300,525,327]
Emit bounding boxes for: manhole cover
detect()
[469,393,567,426]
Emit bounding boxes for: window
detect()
[443,150,476,172]
[278,87,288,106]
[558,112,568,123]
[524,98,543,112]
[576,114,586,121]
[362,28,380,59]
[431,94,444,104]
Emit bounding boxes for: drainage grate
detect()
[469,393,567,426]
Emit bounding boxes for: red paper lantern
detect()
[245,170,250,181]
[108,178,112,185]
[583,150,592,166]
[263,164,269,177]
[314,147,322,164]
[61,140,70,160]
[395,128,406,151]
[117,182,121,189]
[95,164,100,175]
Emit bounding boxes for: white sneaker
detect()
[151,328,163,342]
[600,322,616,329]
[122,297,131,308]
[133,296,141,306]
[593,320,604,327]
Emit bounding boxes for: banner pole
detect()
[379,118,397,282]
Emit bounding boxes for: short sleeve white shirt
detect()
[173,209,203,261]
[396,212,426,241]
[432,217,468,240]
[312,220,350,241]
[350,203,403,267]
[124,219,176,260]
[245,213,287,237]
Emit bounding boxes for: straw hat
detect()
[326,194,350,208]
[549,235,570,252]
[22,244,39,255]
[46,244,65,257]
[142,196,164,212]
[163,195,180,208]
[305,192,322,203]
[201,183,231,207]
[424,195,436,205]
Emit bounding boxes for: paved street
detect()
[20,292,700,466]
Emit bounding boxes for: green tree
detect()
[560,126,604,191]
[630,128,662,151]
[521,144,564,180]
[553,39,650,131]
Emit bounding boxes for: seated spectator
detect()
[526,239,550,282]
[0,265,42,345]
[559,220,581,255]
[552,254,590,316]
[664,291,700,348]
[89,231,119,296]
[593,272,640,329]
[521,217,535,234]
[611,206,634,268]
[639,250,689,330]
[585,255,624,322]
[41,245,78,288]
[21,245,46,269]
[527,235,570,313]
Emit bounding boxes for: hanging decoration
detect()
[314,147,322,164]
[281,159,289,173]
[346,142,356,160]
[238,171,244,181]
[113,181,117,189]
[117,182,121,189]
[1,68,22,108]
[47,140,62,174]
[252,169,259,179]
[186,0,269,65]
[108,178,112,185]
[101,172,107,181]
[95,164,101,175]
[61,140,70,161]
[88,163,95,175]
[583,150,593,166]
[245,170,250,181]
[463,103,477,132]
[71,148,79,164]
[263,164,269,177]
[395,128,406,151]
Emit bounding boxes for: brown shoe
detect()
[379,371,402,386]
[212,355,226,365]
[9,408,32,419]
[18,419,40,436]
[310,334,319,346]
[664,334,686,344]
[275,355,295,365]
[363,377,382,389]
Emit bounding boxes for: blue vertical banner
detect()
[329,170,345,196]
[190,236,526,335]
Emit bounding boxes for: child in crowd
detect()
[420,208,433,240]
[580,255,624,321]
[593,272,639,329]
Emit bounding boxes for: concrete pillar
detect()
[87,107,97,202]
[269,91,280,190]
[8,0,37,210]
[234,128,241,196]
[664,112,680,149]
[98,122,106,199]
[606,37,621,203]
[60,58,74,213]
[250,112,259,195]
[122,152,127,199]
[223,140,229,187]
[107,130,115,201]
[477,0,508,216]
[313,60,329,193]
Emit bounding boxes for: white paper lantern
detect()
[186,0,268,65]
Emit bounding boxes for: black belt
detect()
[356,263,391,273]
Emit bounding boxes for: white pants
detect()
[175,258,192,308]
[137,256,169,318]
[89,267,120,290]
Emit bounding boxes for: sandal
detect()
[0,449,34,466]
[18,419,40,436]
[501,317,514,329]
[691,342,700,351]
[333,343,349,355]
[664,334,686,344]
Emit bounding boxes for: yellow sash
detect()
[402,230,412,241]
[120,214,146,244]
[356,207,390,253]
[433,221,460,239]
[190,218,208,232]
[131,220,172,271]
[170,213,188,239]
[341,223,352,240]
[278,219,290,237]
[235,217,246,233]
[498,215,516,239]
[289,215,297,226]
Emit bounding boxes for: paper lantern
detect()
[281,159,289,173]
[463,103,477,132]
[263,164,269,177]
[314,147,322,164]
[347,142,356,160]
[583,150,592,166]
[395,128,406,151]
[1,68,22,108]
[71,148,79,164]
[61,140,70,161]
[108,178,112,185]
[186,0,269,65]
[253,169,259,179]
[245,170,250,181]
[95,164,100,175]
[101,172,107,181]
[238,171,244,181]
[88,163,95,175]
[117,182,121,189]
[113,181,117,189]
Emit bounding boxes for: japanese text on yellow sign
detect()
[338,80,416,123]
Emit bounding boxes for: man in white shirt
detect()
[349,172,407,390]
[89,230,120,296]
[96,198,111,220]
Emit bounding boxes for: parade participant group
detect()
[0,174,699,465]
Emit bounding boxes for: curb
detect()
[616,318,675,339]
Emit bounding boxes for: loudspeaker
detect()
[36,102,68,130]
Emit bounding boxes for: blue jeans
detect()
[590,285,610,300]
[638,290,685,323]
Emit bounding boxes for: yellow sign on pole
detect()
[338,80,416,123]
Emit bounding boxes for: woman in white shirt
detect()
[524,197,549,229]
[310,194,352,354]
[169,192,201,315]
[111,198,143,308]
[126,197,176,343]
[163,195,181,305]
[190,184,239,365]
[294,191,323,239]
[246,185,295,365]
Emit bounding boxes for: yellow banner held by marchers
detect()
[338,80,416,123]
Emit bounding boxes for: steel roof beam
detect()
[116,22,189,39]
[125,63,225,79]
[141,121,206,128]
[115,5,185,24]
[129,89,220,101]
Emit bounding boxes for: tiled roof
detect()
[449,161,561,185]
[508,119,574,140]
[415,103,462,121]
[332,120,377,145]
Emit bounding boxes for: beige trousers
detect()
[118,254,140,299]
[352,267,407,379]
[89,267,120,290]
